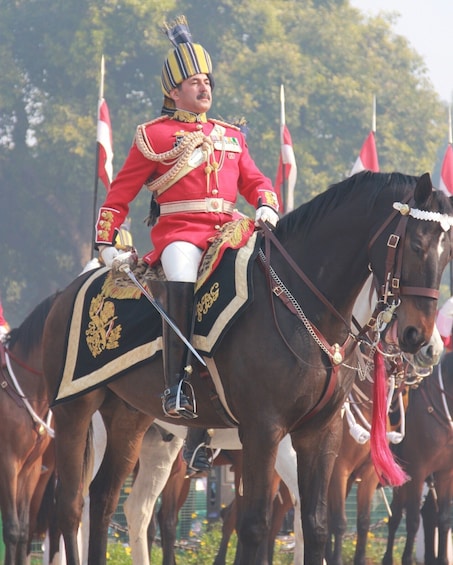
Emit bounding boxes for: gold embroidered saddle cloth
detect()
[53,220,260,404]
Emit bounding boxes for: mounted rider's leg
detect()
[150,241,202,419]
[183,427,212,476]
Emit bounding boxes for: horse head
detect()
[369,173,453,355]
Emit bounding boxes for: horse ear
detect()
[414,172,432,205]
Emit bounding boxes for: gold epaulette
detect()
[209,118,241,131]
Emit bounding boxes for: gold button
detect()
[215,225,221,230]
[212,189,219,195]
[196,124,203,130]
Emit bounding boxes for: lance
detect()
[115,256,206,367]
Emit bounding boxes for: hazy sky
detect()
[350,0,453,102]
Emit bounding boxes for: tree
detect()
[0,0,447,324]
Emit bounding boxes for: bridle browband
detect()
[367,197,442,306]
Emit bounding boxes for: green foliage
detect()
[100,523,405,564]
[105,522,294,564]
[0,0,449,324]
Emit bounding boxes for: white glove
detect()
[255,206,279,228]
[98,245,120,268]
[0,326,8,343]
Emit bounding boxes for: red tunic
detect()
[95,115,277,265]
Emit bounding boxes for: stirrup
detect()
[162,380,197,420]
[184,443,212,477]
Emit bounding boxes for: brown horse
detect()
[383,350,453,565]
[42,171,453,565]
[325,327,440,565]
[0,295,56,565]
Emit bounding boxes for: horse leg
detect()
[292,418,344,565]
[238,431,281,565]
[157,457,189,565]
[354,469,379,565]
[52,392,105,565]
[88,395,153,565]
[15,460,44,565]
[0,468,20,565]
[326,465,348,565]
[432,473,453,565]
[213,498,237,565]
[274,435,303,564]
[27,444,55,556]
[267,476,291,564]
[382,485,405,565]
[402,479,425,565]
[421,486,437,565]
[123,425,183,565]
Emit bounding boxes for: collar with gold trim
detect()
[172,109,208,123]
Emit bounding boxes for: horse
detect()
[382,349,453,565]
[123,421,303,565]
[123,275,442,565]
[41,171,453,565]
[0,294,57,565]
[325,352,426,565]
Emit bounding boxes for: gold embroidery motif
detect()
[196,218,254,291]
[196,282,220,322]
[85,293,122,357]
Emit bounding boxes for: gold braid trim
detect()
[210,118,241,131]
[135,120,213,196]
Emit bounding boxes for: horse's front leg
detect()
[402,477,425,565]
[53,393,105,565]
[382,485,405,565]
[238,430,282,565]
[292,416,344,565]
[15,459,44,565]
[54,420,90,565]
[432,472,453,565]
[0,468,20,565]
[353,466,379,565]
[88,396,153,565]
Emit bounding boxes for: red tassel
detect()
[370,349,408,486]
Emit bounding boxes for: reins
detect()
[257,221,357,427]
[0,341,54,438]
[256,191,448,427]
[258,220,356,366]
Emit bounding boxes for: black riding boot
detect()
[149,281,196,419]
[183,428,212,476]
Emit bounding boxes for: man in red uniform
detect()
[95,16,278,457]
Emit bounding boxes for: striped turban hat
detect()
[161,15,213,99]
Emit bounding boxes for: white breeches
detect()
[161,241,203,282]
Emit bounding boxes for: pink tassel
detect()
[370,349,408,486]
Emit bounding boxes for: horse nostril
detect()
[402,326,425,353]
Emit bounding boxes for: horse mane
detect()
[7,292,60,351]
[275,171,420,241]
